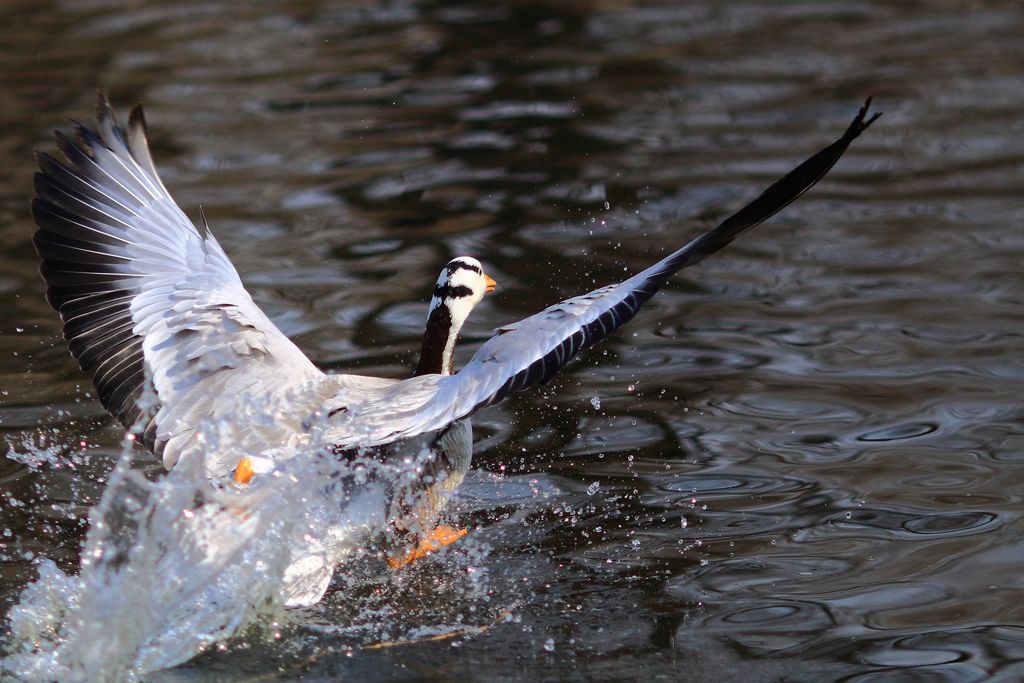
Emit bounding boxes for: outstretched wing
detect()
[327,99,881,448]
[32,95,323,469]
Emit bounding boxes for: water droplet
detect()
[586,481,600,495]
[543,638,555,652]
[590,396,601,410]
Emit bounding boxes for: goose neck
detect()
[414,300,465,376]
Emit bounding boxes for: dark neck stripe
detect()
[447,261,481,277]
[433,283,474,300]
[414,301,455,376]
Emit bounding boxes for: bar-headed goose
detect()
[31,96,879,567]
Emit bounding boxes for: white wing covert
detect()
[325,99,881,448]
[32,95,323,469]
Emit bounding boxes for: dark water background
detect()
[1,0,1023,680]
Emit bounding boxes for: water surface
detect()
[1,0,1023,680]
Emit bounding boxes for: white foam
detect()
[1,391,405,681]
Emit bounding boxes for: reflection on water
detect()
[1,0,1024,680]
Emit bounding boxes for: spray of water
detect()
[0,384,435,681]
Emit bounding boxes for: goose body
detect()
[31,96,879,589]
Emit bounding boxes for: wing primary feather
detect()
[61,292,136,325]
[34,152,137,222]
[32,198,130,246]
[54,130,139,211]
[126,103,172,197]
[34,173,135,230]
[641,97,881,285]
[34,98,324,469]
[423,99,882,433]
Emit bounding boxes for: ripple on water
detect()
[562,415,672,457]
[834,507,1000,541]
[655,473,813,498]
[690,599,835,658]
[901,511,999,536]
[713,393,869,423]
[682,555,856,597]
[3,0,1024,680]
[856,421,939,442]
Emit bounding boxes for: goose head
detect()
[414,257,497,377]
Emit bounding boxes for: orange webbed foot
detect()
[386,525,467,569]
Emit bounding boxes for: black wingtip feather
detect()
[647,97,882,282]
[463,100,880,417]
[95,91,112,121]
[32,98,160,443]
[53,129,81,165]
[844,97,883,141]
[128,104,147,133]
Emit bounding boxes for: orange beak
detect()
[484,273,497,293]
[234,457,255,485]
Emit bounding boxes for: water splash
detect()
[4,441,401,681]
[0,388,410,681]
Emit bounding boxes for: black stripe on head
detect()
[433,284,474,299]
[446,260,482,277]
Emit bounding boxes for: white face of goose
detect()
[416,257,497,377]
[427,256,496,329]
